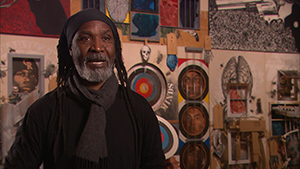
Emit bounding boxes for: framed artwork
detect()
[228,131,251,165]
[130,12,160,42]
[128,63,167,111]
[7,53,45,96]
[178,65,209,101]
[0,0,69,37]
[179,141,209,169]
[277,70,299,101]
[179,103,209,139]
[131,0,158,14]
[160,0,178,27]
[227,83,249,118]
[179,0,200,29]
[105,0,130,23]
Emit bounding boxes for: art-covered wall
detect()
[208,1,300,168]
[0,0,299,168]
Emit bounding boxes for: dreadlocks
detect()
[55,8,141,168]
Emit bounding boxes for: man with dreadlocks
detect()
[4,9,166,169]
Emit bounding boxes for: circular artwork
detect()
[178,65,208,101]
[157,115,179,160]
[128,63,167,111]
[179,103,209,139]
[180,141,209,169]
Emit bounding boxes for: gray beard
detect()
[71,43,114,83]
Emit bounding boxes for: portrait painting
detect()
[130,12,160,42]
[180,141,209,169]
[179,103,209,139]
[178,65,209,101]
[8,53,45,97]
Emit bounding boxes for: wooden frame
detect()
[228,130,251,165]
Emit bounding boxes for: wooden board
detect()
[213,104,223,129]
[167,32,177,55]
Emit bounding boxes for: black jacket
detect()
[4,86,166,169]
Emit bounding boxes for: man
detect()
[4,8,166,169]
[13,58,38,93]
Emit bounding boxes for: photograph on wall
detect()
[130,12,160,41]
[179,0,200,29]
[0,0,70,37]
[7,53,45,98]
[131,0,158,14]
[160,0,178,27]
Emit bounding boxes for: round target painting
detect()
[157,115,179,160]
[179,103,209,139]
[178,65,208,101]
[180,141,209,169]
[128,63,167,111]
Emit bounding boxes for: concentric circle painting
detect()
[157,115,179,159]
[128,63,167,111]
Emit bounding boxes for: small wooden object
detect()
[213,104,223,129]
[167,33,177,55]
[204,35,211,50]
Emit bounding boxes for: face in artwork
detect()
[182,70,203,99]
[70,20,115,83]
[13,69,37,93]
[13,58,38,93]
[183,106,205,136]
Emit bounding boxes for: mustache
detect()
[84,53,108,62]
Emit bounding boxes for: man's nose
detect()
[90,38,105,53]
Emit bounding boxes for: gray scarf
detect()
[68,72,118,164]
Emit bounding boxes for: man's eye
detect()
[16,72,25,76]
[103,36,111,41]
[83,36,90,41]
[79,36,90,41]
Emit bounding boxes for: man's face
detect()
[13,69,37,93]
[182,71,202,99]
[70,20,115,83]
[184,107,205,135]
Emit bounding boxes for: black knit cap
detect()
[57,8,121,84]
